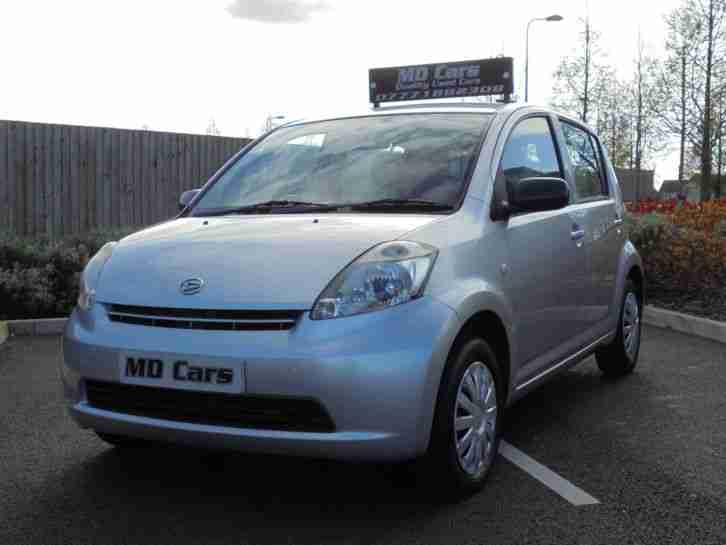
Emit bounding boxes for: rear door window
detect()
[560,121,607,201]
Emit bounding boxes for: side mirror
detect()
[179,189,200,211]
[507,177,570,215]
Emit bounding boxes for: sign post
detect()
[369,57,514,107]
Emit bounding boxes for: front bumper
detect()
[61,297,460,461]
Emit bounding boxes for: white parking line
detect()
[499,441,600,506]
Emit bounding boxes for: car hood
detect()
[96,214,439,309]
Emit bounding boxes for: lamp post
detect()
[525,14,563,103]
[264,114,286,132]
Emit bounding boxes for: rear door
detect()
[497,115,589,368]
[557,120,621,330]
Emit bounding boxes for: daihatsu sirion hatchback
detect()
[61,100,644,494]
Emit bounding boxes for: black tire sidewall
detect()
[95,431,149,448]
[429,337,503,493]
[597,279,642,376]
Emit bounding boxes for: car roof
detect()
[282,101,524,128]
[279,102,599,136]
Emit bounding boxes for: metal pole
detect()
[526,19,535,103]
[525,15,562,103]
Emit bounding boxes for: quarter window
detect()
[500,117,563,185]
[561,122,607,200]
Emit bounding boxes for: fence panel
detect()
[0,122,8,232]
[0,119,251,238]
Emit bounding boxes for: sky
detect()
[0,0,684,182]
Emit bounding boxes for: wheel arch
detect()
[436,283,516,400]
[611,240,645,323]
[450,310,512,405]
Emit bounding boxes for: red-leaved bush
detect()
[626,199,726,294]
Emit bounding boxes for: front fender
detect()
[432,279,516,397]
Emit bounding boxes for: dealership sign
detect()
[369,57,514,104]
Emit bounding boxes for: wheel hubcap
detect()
[454,362,498,478]
[623,292,641,361]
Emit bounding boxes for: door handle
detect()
[613,217,624,226]
[571,227,586,241]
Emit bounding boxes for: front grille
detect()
[85,380,335,433]
[106,304,303,331]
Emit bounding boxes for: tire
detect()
[95,431,152,449]
[427,337,502,497]
[595,279,642,377]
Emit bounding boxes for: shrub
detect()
[626,212,726,294]
[670,198,726,234]
[0,264,57,319]
[626,199,679,215]
[626,197,726,294]
[624,212,669,254]
[627,197,726,234]
[0,230,133,320]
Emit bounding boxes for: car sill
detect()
[515,331,615,391]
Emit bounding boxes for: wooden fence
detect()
[0,119,252,238]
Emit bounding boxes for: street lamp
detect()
[264,114,286,132]
[525,14,563,103]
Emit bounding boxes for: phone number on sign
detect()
[374,85,506,102]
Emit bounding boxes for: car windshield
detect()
[191,113,491,215]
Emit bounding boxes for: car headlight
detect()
[311,241,438,320]
[77,274,95,312]
[77,242,117,311]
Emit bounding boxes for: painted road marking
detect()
[499,440,600,506]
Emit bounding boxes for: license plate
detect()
[119,352,244,394]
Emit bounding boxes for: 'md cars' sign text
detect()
[369,57,514,104]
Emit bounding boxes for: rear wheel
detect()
[427,338,502,496]
[596,279,642,377]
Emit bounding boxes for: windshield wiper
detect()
[196,200,340,216]
[348,198,454,212]
[194,198,453,216]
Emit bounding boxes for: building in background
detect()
[614,168,657,202]
[659,180,684,200]
[684,174,725,202]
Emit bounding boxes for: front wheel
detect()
[427,338,502,496]
[596,279,642,377]
[95,431,152,449]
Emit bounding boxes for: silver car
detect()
[61,102,644,494]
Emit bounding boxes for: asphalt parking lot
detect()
[1,326,725,545]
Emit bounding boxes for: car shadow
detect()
[48,440,462,545]
[499,354,671,469]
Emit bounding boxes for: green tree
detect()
[552,23,666,176]
[657,0,726,200]
[551,17,605,124]
[206,118,221,136]
[630,35,667,196]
